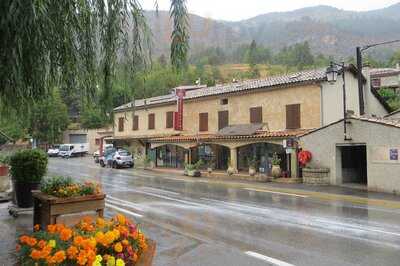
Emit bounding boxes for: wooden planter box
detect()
[32,191,105,228]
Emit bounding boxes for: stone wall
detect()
[303,168,330,185]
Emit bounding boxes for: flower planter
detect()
[187,170,201,177]
[137,239,157,266]
[271,165,282,178]
[249,167,256,177]
[32,191,105,229]
[303,168,330,185]
[14,181,41,208]
[0,165,10,192]
[0,165,8,176]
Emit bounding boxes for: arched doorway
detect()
[237,142,287,176]
[191,144,230,170]
[155,144,186,169]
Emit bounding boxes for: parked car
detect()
[99,149,133,168]
[47,145,60,157]
[59,143,89,158]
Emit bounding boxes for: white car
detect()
[99,149,134,168]
[47,146,60,157]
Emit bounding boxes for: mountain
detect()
[144,3,400,60]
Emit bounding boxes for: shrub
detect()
[0,154,10,165]
[9,149,48,183]
[271,153,281,165]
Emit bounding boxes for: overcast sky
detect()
[141,0,399,21]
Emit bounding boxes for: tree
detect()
[28,89,69,144]
[0,0,189,114]
[80,107,109,129]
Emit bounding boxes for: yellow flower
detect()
[92,255,102,266]
[95,255,103,262]
[116,258,125,266]
[48,239,56,248]
[114,242,123,253]
[107,256,116,266]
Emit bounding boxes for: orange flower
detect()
[116,214,126,225]
[114,242,123,253]
[67,245,79,259]
[34,224,40,231]
[53,250,66,263]
[30,249,42,260]
[96,217,106,228]
[82,216,93,224]
[47,224,57,233]
[122,239,129,246]
[19,235,29,244]
[77,250,88,265]
[60,228,72,241]
[74,236,84,247]
[26,237,37,247]
[38,240,46,249]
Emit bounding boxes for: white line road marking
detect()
[106,197,144,211]
[245,251,295,266]
[105,203,144,218]
[245,188,308,198]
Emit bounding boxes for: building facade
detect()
[111,65,390,178]
[370,65,400,92]
[63,127,113,154]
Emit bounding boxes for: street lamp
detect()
[326,62,351,141]
[356,39,400,115]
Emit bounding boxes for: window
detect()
[220,98,228,105]
[371,78,381,88]
[118,117,124,132]
[148,113,155,130]
[286,104,301,129]
[132,115,139,131]
[166,111,174,129]
[250,107,262,124]
[199,113,208,132]
[218,110,229,130]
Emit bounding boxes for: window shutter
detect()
[118,117,124,132]
[286,104,301,129]
[218,111,229,130]
[132,115,139,131]
[250,107,262,124]
[166,111,174,128]
[199,113,208,132]
[148,113,155,130]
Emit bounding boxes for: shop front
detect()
[155,145,186,168]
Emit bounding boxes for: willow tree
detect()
[0,0,188,113]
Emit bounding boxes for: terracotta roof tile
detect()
[149,129,311,143]
[114,69,327,112]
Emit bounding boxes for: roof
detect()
[299,115,400,138]
[370,68,400,78]
[149,129,312,143]
[218,124,264,136]
[114,68,332,112]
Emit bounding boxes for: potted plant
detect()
[16,214,156,266]
[10,149,48,208]
[247,156,258,176]
[207,158,215,175]
[226,160,235,176]
[184,160,203,177]
[0,154,10,192]
[271,153,282,178]
[33,176,105,228]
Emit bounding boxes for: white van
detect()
[59,143,89,158]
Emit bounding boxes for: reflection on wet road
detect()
[48,158,400,266]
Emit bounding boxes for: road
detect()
[48,157,400,266]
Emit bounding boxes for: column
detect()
[290,150,298,178]
[230,147,238,173]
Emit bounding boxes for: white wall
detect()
[300,119,400,194]
[321,71,360,125]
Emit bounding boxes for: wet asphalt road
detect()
[48,157,400,266]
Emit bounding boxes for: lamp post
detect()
[356,39,400,115]
[326,62,351,141]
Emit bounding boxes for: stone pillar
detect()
[188,149,192,164]
[290,150,298,178]
[230,147,238,173]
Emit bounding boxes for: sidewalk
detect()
[148,168,400,208]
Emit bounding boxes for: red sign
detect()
[174,89,185,131]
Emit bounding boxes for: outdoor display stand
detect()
[32,191,105,228]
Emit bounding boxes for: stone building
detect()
[111,65,390,178]
[63,127,113,154]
